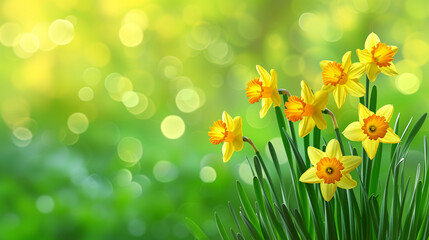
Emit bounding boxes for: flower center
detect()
[208,120,234,145]
[371,42,394,67]
[316,157,344,184]
[245,78,272,104]
[284,96,314,122]
[362,114,389,140]
[322,61,348,86]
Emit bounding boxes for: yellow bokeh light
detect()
[67,112,89,134]
[117,137,143,164]
[0,22,21,47]
[19,33,40,53]
[78,87,94,101]
[199,166,216,183]
[119,23,143,47]
[105,73,134,101]
[83,67,102,86]
[126,93,149,115]
[13,127,32,141]
[122,91,139,108]
[395,73,420,95]
[160,115,185,139]
[2,98,30,129]
[403,37,429,66]
[175,89,200,113]
[48,19,74,45]
[123,9,149,30]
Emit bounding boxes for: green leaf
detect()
[369,85,377,112]
[324,201,338,240]
[215,213,230,240]
[185,217,209,240]
[400,113,427,158]
[268,142,288,205]
[236,181,260,234]
[240,212,263,240]
[228,202,243,237]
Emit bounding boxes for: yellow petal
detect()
[313,90,329,110]
[259,98,273,118]
[366,62,381,82]
[342,51,352,72]
[320,60,331,69]
[299,167,323,183]
[362,138,379,160]
[320,182,337,202]
[222,111,234,129]
[391,45,398,54]
[312,111,327,130]
[301,80,314,104]
[359,103,373,125]
[232,117,244,151]
[380,63,398,76]
[270,70,281,107]
[337,173,357,189]
[343,121,366,141]
[345,79,365,97]
[299,116,316,138]
[365,32,380,51]
[256,65,271,86]
[357,49,372,64]
[340,156,362,173]
[333,85,348,108]
[222,142,234,162]
[308,146,326,166]
[326,139,342,160]
[376,104,394,122]
[321,84,335,93]
[380,128,401,144]
[348,62,365,80]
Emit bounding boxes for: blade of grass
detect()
[185,217,209,240]
[236,181,260,234]
[240,212,263,240]
[228,202,243,237]
[215,213,231,240]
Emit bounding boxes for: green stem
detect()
[313,127,321,149]
[365,75,370,107]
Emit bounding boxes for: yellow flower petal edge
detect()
[208,111,244,162]
[299,139,362,201]
[343,103,401,159]
[320,51,365,108]
[246,65,281,118]
[284,81,328,137]
[357,32,398,82]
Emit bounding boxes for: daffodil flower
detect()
[284,81,329,137]
[299,139,362,202]
[357,32,398,82]
[343,104,401,159]
[320,51,366,108]
[208,111,243,162]
[246,65,281,118]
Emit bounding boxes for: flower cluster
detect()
[208,32,401,201]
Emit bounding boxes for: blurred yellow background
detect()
[0,0,428,239]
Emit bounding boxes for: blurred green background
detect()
[0,0,428,239]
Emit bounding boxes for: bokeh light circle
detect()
[117,137,143,164]
[119,23,143,47]
[395,73,420,95]
[153,160,179,183]
[67,112,89,134]
[122,91,139,108]
[0,22,21,47]
[36,195,55,213]
[48,19,74,45]
[78,87,94,101]
[19,33,39,53]
[175,89,200,113]
[128,219,146,237]
[13,127,32,141]
[161,115,185,139]
[200,166,217,183]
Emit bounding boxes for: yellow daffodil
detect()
[284,81,329,137]
[299,139,361,202]
[320,51,366,108]
[343,104,401,159]
[246,65,281,118]
[357,32,398,82]
[208,111,243,162]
